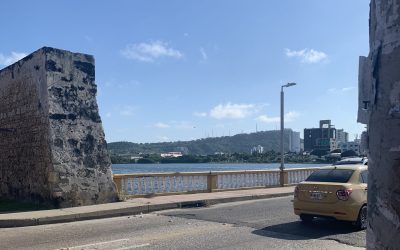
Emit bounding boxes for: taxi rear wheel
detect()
[353,205,367,230]
[300,214,314,223]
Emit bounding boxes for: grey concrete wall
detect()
[0,47,117,207]
[358,1,400,249]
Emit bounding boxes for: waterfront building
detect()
[160,152,183,158]
[360,131,368,155]
[300,139,304,152]
[338,140,361,155]
[251,145,264,154]
[304,120,337,153]
[336,129,349,144]
[289,131,301,153]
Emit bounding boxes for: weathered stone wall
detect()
[0,49,52,204]
[358,1,400,249]
[0,47,117,207]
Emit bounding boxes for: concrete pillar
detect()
[207,173,217,192]
[359,1,400,248]
[280,170,288,187]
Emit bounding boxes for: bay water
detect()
[112,163,327,174]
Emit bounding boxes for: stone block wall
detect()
[358,1,400,248]
[0,47,117,207]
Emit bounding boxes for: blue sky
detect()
[0,0,369,143]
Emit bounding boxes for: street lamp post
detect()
[280,82,296,186]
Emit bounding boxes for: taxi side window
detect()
[359,170,368,183]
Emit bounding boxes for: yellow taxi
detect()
[293,164,368,229]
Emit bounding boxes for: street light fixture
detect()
[283,82,296,88]
[280,82,296,186]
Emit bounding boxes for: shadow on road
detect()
[252,218,360,240]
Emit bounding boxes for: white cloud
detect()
[0,52,27,66]
[193,112,207,117]
[119,105,136,116]
[84,35,93,43]
[327,88,337,93]
[285,48,327,63]
[210,103,259,119]
[154,122,170,128]
[103,79,141,89]
[200,47,208,61]
[153,121,195,129]
[341,87,354,92]
[285,111,301,122]
[171,121,195,129]
[256,115,280,123]
[256,111,301,123]
[328,87,355,94]
[121,41,183,62]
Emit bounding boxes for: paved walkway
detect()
[0,186,294,228]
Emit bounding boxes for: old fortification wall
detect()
[358,1,400,248]
[0,47,117,207]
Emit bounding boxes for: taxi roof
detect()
[318,164,367,171]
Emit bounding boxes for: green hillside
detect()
[108,130,294,155]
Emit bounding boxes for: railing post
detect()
[280,170,288,187]
[113,176,123,195]
[207,173,217,192]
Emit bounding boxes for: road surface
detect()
[0,196,365,249]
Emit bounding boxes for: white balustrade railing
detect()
[113,172,209,196]
[113,168,319,197]
[215,170,280,189]
[286,168,318,184]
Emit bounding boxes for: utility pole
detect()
[280,82,296,186]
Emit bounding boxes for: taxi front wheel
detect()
[300,214,314,223]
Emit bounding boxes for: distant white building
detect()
[300,139,304,152]
[289,131,301,153]
[338,140,361,155]
[130,156,143,163]
[360,131,368,155]
[336,129,349,144]
[251,145,264,154]
[160,152,183,158]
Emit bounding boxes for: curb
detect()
[0,192,293,228]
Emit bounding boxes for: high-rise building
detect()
[304,120,337,153]
[289,131,301,153]
[360,131,368,155]
[336,129,349,144]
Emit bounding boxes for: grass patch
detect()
[0,198,49,213]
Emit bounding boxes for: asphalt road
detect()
[0,196,365,250]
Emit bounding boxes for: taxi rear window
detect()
[306,169,354,183]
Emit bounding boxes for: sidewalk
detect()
[0,186,294,228]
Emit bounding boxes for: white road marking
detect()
[57,238,130,250]
[113,243,151,250]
